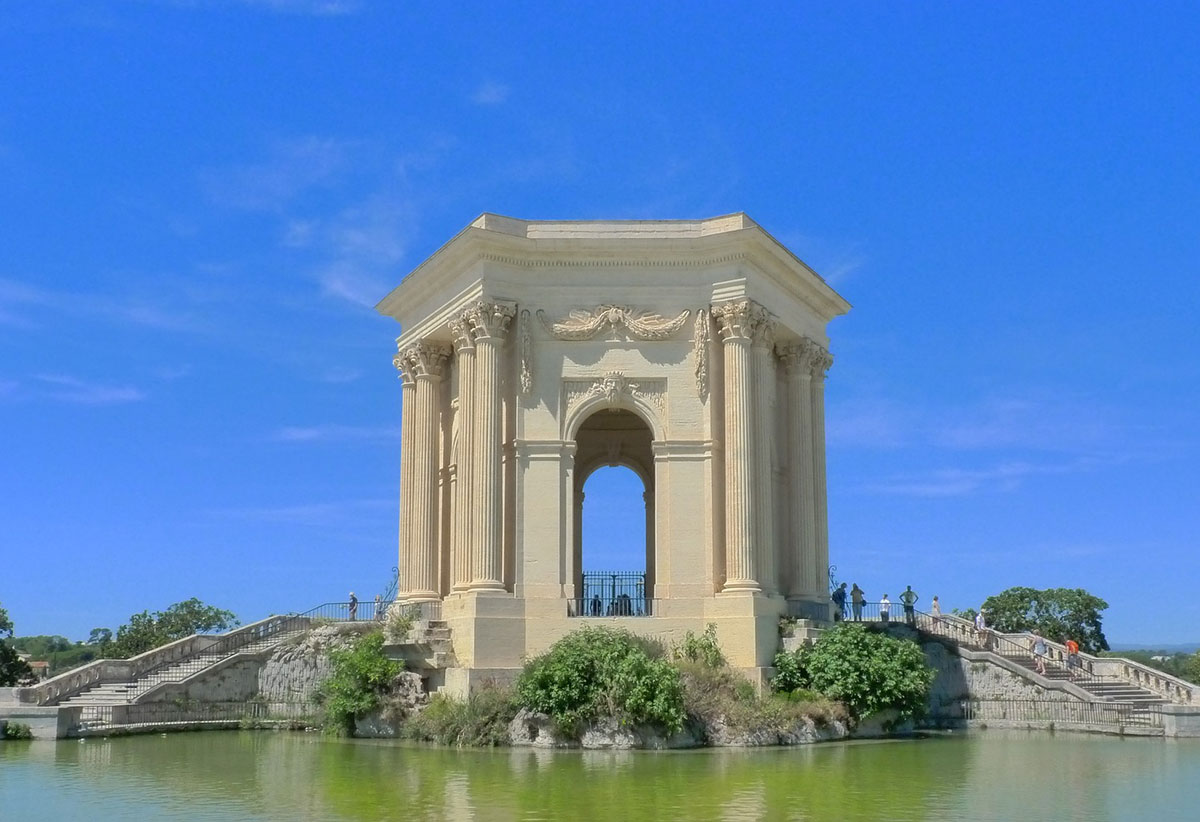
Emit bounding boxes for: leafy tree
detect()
[773,624,934,722]
[8,635,97,677]
[1187,653,1200,686]
[0,601,34,687]
[516,626,685,737]
[981,587,1109,653]
[105,598,239,659]
[87,628,113,647]
[317,631,401,735]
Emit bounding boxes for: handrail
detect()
[842,603,1197,705]
[20,597,452,707]
[17,614,309,706]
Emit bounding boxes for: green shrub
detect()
[3,721,33,740]
[383,606,414,643]
[516,626,685,737]
[772,645,811,693]
[679,662,845,736]
[316,631,401,735]
[774,624,933,722]
[403,684,517,747]
[673,624,725,667]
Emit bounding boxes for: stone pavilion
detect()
[376,214,850,691]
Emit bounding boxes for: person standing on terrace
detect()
[900,585,919,626]
[851,584,865,621]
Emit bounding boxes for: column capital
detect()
[712,300,772,344]
[447,314,476,352]
[775,342,810,377]
[776,339,833,378]
[400,341,452,380]
[751,312,776,351]
[802,338,834,380]
[465,301,516,343]
[393,348,417,386]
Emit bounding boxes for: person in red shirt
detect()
[1065,638,1081,679]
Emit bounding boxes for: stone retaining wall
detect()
[258,623,375,703]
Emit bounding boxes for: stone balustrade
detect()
[17,615,302,707]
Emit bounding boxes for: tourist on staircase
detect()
[1030,630,1048,676]
[1065,638,1081,680]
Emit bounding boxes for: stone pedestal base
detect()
[438,594,789,694]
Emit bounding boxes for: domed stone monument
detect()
[376,213,850,693]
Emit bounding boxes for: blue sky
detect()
[2,1,1197,646]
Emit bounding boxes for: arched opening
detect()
[572,408,655,616]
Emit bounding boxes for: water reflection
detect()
[2,731,1198,820]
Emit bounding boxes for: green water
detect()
[3,731,1198,820]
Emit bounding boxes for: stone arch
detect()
[572,407,657,615]
[562,374,666,443]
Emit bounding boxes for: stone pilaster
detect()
[400,341,451,601]
[712,300,760,594]
[447,316,476,593]
[393,349,417,600]
[643,488,656,606]
[751,308,777,595]
[807,340,834,599]
[466,301,515,592]
[778,343,816,599]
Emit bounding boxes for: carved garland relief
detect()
[692,308,710,399]
[536,305,690,341]
[518,310,534,396]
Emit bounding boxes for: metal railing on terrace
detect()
[568,572,651,617]
[786,600,832,622]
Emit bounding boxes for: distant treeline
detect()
[1099,649,1197,683]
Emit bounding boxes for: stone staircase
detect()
[56,630,308,707]
[995,651,1165,706]
[384,620,456,670]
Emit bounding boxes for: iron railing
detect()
[960,699,1164,729]
[569,572,651,617]
[787,600,832,622]
[851,605,1187,705]
[68,701,319,733]
[295,599,441,624]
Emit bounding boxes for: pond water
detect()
[3,731,1198,820]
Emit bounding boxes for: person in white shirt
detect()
[974,609,989,648]
[1030,631,1048,675]
[879,594,891,625]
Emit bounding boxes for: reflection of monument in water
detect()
[376,214,850,691]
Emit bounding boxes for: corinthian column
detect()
[712,300,760,594]
[401,341,451,601]
[447,316,476,593]
[751,309,778,594]
[466,301,515,592]
[393,349,417,600]
[808,341,834,599]
[777,343,816,600]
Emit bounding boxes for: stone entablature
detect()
[376,213,851,685]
